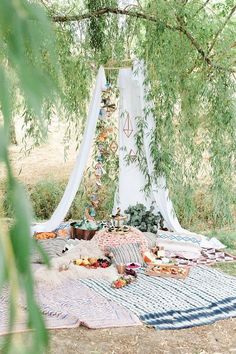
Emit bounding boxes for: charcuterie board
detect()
[145,265,190,279]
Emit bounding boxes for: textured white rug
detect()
[34,239,119,287]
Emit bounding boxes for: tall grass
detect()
[2,178,116,222]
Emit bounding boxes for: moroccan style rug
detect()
[82,266,236,330]
[175,249,236,266]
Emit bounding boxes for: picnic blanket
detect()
[82,266,236,330]
[175,248,236,266]
[0,281,141,336]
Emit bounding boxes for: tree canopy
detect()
[40,0,236,223]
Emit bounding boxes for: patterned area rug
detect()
[82,266,236,330]
[0,281,141,335]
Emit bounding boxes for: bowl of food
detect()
[126,262,141,270]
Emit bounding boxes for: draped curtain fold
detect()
[115,64,184,232]
[32,67,106,233]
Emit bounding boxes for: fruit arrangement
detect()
[112,274,136,289]
[73,257,111,269]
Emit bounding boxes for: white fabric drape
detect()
[134,63,185,232]
[32,67,106,233]
[115,64,185,232]
[113,68,155,214]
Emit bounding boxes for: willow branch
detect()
[193,0,211,17]
[208,4,236,55]
[52,7,163,25]
[52,7,234,72]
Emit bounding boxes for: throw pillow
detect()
[157,230,202,247]
[31,238,66,263]
[156,231,202,259]
[109,243,143,265]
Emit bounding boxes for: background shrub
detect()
[2,179,116,222]
[1,178,235,230]
[29,180,66,220]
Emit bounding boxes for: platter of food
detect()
[145,265,190,279]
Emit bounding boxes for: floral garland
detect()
[88,83,118,207]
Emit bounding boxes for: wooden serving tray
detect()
[145,265,190,279]
[148,262,176,267]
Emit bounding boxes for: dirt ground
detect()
[48,319,236,354]
[0,117,78,185]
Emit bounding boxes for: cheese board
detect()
[145,264,190,279]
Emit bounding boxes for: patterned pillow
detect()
[109,243,143,265]
[157,231,202,247]
[31,238,66,263]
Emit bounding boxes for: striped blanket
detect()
[82,266,236,330]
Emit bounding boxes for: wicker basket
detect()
[70,223,96,240]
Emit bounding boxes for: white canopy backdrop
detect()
[32,63,225,248]
[112,67,156,213]
[114,64,185,233]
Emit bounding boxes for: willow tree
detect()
[49,0,235,225]
[0,0,235,353]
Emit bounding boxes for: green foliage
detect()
[133,0,236,224]
[3,178,116,223]
[208,229,236,251]
[3,180,85,221]
[3,177,234,230]
[3,1,235,227]
[214,262,236,276]
[29,180,67,220]
[28,179,98,221]
[85,0,123,63]
[125,203,162,233]
[43,0,235,227]
[0,0,59,353]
